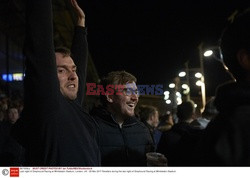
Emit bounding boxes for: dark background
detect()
[79,0,248,96]
[0,0,249,97]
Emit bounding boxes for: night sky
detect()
[79,0,248,96]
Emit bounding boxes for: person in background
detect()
[0,102,24,166]
[157,111,174,132]
[7,105,19,125]
[0,96,8,122]
[198,8,250,166]
[157,100,201,166]
[0,98,7,122]
[190,97,218,130]
[90,71,154,166]
[153,111,174,150]
[138,105,160,147]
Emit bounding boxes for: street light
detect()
[203,50,213,57]
[204,46,236,82]
[203,45,225,64]
[198,43,237,112]
[166,100,171,104]
[178,71,186,77]
[178,61,191,101]
[195,72,202,78]
[169,83,175,88]
[198,43,206,113]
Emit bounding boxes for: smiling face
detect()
[56,52,79,100]
[107,82,139,120]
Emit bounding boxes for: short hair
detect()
[100,71,137,106]
[177,100,195,121]
[55,47,71,57]
[138,105,158,122]
[220,8,250,81]
[202,97,218,119]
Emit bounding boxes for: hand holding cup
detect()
[146,152,168,166]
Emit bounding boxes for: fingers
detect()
[71,0,85,16]
[71,0,81,11]
[70,0,85,27]
[71,0,77,8]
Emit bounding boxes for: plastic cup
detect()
[146,152,168,166]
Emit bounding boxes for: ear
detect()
[149,115,154,121]
[106,94,114,103]
[237,49,250,70]
[191,113,196,120]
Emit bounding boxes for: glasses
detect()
[121,88,139,96]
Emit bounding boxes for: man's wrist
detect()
[77,19,85,27]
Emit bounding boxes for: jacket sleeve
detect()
[24,0,59,119]
[71,26,88,104]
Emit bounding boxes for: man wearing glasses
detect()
[90,71,154,166]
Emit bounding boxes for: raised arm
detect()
[70,0,88,104]
[24,0,59,116]
[71,0,85,27]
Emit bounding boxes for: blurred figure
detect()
[0,111,4,122]
[190,97,218,129]
[0,98,7,122]
[199,8,250,166]
[139,105,160,146]
[7,105,19,124]
[0,102,24,166]
[91,71,154,166]
[157,111,174,132]
[157,100,202,166]
[0,96,9,117]
[154,111,174,149]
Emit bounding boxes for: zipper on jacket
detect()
[119,127,129,163]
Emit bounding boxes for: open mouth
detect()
[67,84,76,88]
[127,103,135,108]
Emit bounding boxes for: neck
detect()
[146,120,155,129]
[107,106,125,126]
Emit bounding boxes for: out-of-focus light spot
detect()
[204,50,213,57]
[169,83,175,88]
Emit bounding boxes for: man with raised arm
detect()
[13,0,100,166]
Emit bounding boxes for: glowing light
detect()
[195,72,202,78]
[176,92,181,97]
[204,50,213,57]
[164,95,169,100]
[178,71,186,77]
[169,83,175,88]
[166,100,171,104]
[164,91,170,95]
[196,80,203,86]
[13,73,23,81]
[181,84,189,89]
[177,97,182,105]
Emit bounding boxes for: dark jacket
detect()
[91,107,154,166]
[198,81,250,166]
[0,121,25,166]
[12,0,100,166]
[142,121,162,150]
[157,122,202,166]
